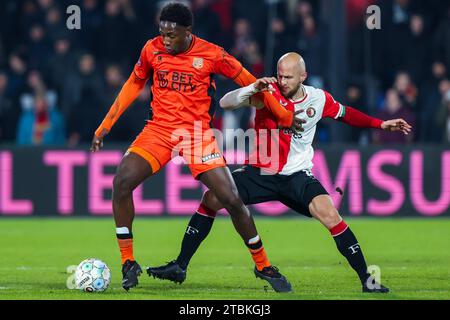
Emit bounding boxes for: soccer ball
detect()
[75,258,111,292]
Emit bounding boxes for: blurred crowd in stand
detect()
[0,0,449,147]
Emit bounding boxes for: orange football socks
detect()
[117,238,135,265]
[116,227,135,265]
[246,235,271,271]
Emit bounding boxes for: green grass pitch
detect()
[1,217,449,300]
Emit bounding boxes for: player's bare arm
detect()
[90,72,148,152]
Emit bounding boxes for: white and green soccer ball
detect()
[75,258,111,292]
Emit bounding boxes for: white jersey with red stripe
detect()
[249,83,345,175]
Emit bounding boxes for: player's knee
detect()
[113,174,134,198]
[320,208,342,229]
[310,196,341,228]
[218,191,243,212]
[202,190,222,211]
[202,190,214,205]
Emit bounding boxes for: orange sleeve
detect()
[213,47,243,79]
[94,72,147,137]
[134,41,153,80]
[233,68,293,128]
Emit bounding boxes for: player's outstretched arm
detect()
[322,91,412,134]
[219,77,276,110]
[90,72,147,152]
[338,106,412,134]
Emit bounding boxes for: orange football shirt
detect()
[134,35,243,131]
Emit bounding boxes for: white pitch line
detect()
[0,266,60,271]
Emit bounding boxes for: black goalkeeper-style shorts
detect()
[232,165,329,217]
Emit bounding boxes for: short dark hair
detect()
[159,2,193,27]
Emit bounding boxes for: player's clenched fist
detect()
[254,77,277,92]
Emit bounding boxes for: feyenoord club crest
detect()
[306,106,316,118]
[193,57,203,69]
[279,99,288,107]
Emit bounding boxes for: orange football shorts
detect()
[126,122,226,179]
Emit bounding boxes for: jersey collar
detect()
[290,85,308,104]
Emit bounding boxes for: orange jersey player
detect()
[91,3,301,292]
